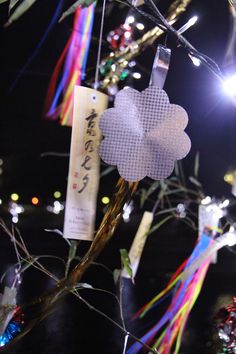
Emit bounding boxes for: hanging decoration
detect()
[198,200,224,237]
[217,297,236,354]
[45,2,96,126]
[122,44,171,279]
[99,86,191,182]
[122,211,154,279]
[1,0,234,351]
[128,229,236,354]
[128,233,214,354]
[199,199,226,263]
[0,287,23,347]
[100,0,192,91]
[63,86,108,240]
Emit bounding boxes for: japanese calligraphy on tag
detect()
[64,86,108,240]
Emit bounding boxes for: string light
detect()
[133,72,141,79]
[189,54,201,67]
[177,15,198,35]
[223,74,236,97]
[136,23,145,30]
[123,201,134,222]
[219,199,230,208]
[126,15,135,24]
[221,231,236,247]
[229,225,235,233]
[124,31,131,39]
[128,61,136,68]
[12,216,18,224]
[201,196,212,205]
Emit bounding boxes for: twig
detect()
[0,179,138,351]
[73,290,159,354]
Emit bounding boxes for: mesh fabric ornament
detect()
[99,86,191,182]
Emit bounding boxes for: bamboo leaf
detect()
[174,161,179,177]
[158,181,168,200]
[21,257,39,272]
[9,0,19,11]
[100,166,116,178]
[194,152,200,178]
[140,188,147,209]
[178,160,186,186]
[156,208,177,216]
[148,215,173,235]
[120,249,133,280]
[146,181,160,199]
[59,0,95,22]
[113,269,121,284]
[44,228,71,245]
[0,0,9,4]
[76,282,93,289]
[5,0,38,27]
[68,240,78,261]
[65,240,78,276]
[189,176,202,188]
[140,181,160,209]
[164,188,186,196]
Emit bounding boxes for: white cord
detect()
[94,0,107,90]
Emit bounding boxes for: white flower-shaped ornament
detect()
[99,86,191,182]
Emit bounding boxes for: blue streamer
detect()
[10,0,63,91]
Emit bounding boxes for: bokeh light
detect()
[31,197,39,205]
[11,193,19,202]
[101,196,110,205]
[54,191,62,199]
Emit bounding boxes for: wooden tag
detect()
[122,211,154,279]
[63,86,108,241]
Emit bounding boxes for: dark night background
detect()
[0,0,236,353]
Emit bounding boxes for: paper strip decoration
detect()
[198,203,222,237]
[128,234,214,354]
[198,202,223,263]
[0,287,17,337]
[128,231,236,354]
[63,86,108,241]
[99,86,191,182]
[122,211,153,279]
[45,3,96,126]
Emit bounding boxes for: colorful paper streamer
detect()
[45,3,96,126]
[127,234,214,354]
